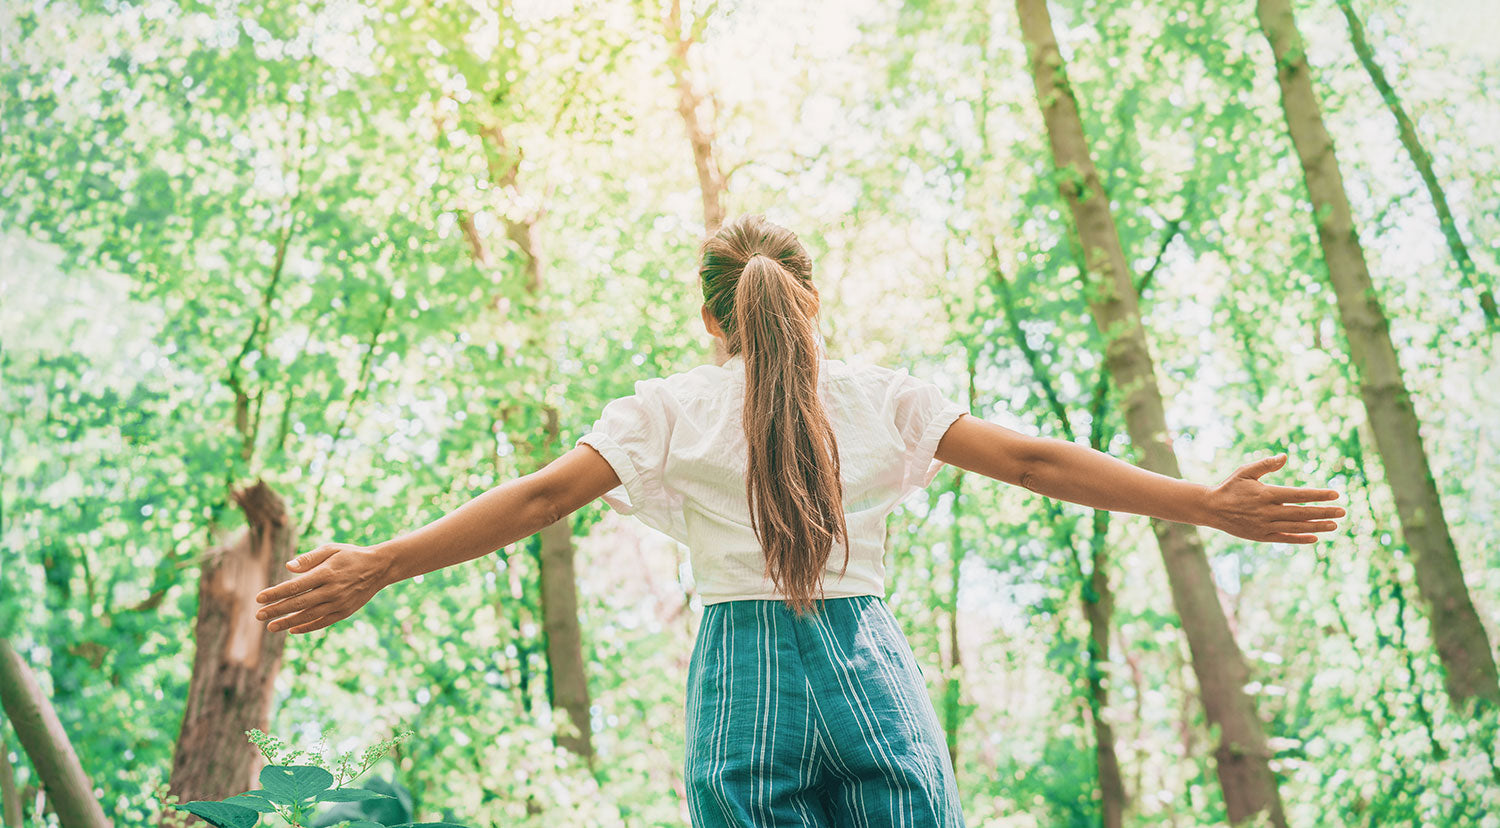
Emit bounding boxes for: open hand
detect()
[254,543,391,634]
[1206,453,1344,544]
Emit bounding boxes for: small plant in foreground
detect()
[171,727,467,828]
[246,727,414,790]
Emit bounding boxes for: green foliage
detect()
[310,777,416,828]
[172,730,458,828]
[2,0,1497,825]
[247,728,415,790]
[177,802,262,828]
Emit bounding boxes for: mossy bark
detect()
[1257,0,1499,712]
[1014,0,1287,823]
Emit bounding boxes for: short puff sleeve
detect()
[575,378,685,541]
[877,365,970,501]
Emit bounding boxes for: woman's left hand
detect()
[1205,453,1345,544]
[255,543,392,634]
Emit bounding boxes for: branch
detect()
[302,284,398,538]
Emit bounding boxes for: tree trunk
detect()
[663,0,726,235]
[471,122,596,767]
[1084,508,1126,828]
[1085,368,1127,828]
[165,479,297,810]
[1014,0,1286,823]
[1333,0,1497,325]
[1256,0,1500,712]
[0,640,109,828]
[942,472,963,769]
[538,518,594,767]
[992,251,1127,826]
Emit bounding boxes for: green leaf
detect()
[260,764,335,803]
[315,788,394,802]
[388,823,474,828]
[175,801,261,828]
[344,822,385,828]
[222,792,278,813]
[243,785,295,806]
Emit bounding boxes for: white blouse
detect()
[574,352,970,605]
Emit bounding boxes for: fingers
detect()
[1233,454,1343,503]
[256,571,327,606]
[256,544,346,605]
[1236,453,1287,480]
[1268,520,1339,534]
[267,601,340,633]
[257,586,332,622]
[1263,484,1341,503]
[289,608,352,635]
[1268,504,1346,521]
[287,544,340,573]
[1263,532,1318,544]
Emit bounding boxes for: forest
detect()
[1,0,1497,825]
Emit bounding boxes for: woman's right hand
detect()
[1205,453,1345,544]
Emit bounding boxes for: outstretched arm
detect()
[255,445,621,634]
[933,413,1343,543]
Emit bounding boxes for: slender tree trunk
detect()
[1085,385,1125,828]
[942,472,963,768]
[992,250,1127,826]
[0,640,109,828]
[1014,1,1286,823]
[1333,0,1497,325]
[1083,509,1126,828]
[942,350,980,770]
[165,479,297,810]
[1119,624,1147,800]
[1256,0,1500,712]
[538,516,593,765]
[663,0,726,235]
[471,122,596,768]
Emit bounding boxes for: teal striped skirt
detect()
[684,595,966,827]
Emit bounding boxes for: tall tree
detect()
[942,465,964,767]
[1255,0,1500,712]
[1333,0,1498,327]
[990,243,1131,828]
[483,123,596,770]
[662,0,727,235]
[1013,0,1287,823]
[941,348,978,771]
[435,0,597,761]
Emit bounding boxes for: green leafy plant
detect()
[171,728,467,828]
[246,728,414,791]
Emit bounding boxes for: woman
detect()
[255,213,1344,826]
